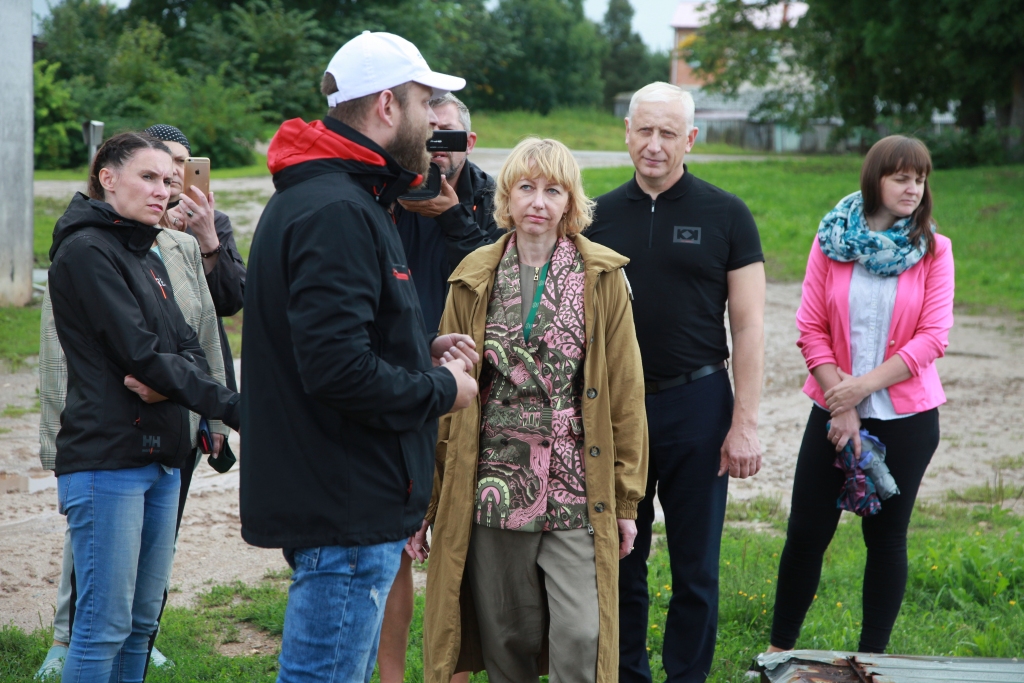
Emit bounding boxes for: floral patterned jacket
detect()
[476,234,588,531]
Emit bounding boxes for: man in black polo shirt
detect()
[588,82,766,683]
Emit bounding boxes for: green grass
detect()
[32,156,270,183]
[472,108,746,155]
[1,503,1020,682]
[33,168,89,181]
[34,197,67,268]
[580,161,1024,313]
[0,306,42,365]
[210,154,270,179]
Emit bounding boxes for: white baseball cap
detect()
[324,31,466,107]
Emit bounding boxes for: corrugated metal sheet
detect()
[754,650,1024,683]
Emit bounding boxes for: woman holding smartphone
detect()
[47,131,239,682]
[767,135,954,654]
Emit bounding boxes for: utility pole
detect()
[0,0,35,306]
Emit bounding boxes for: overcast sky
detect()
[34,0,681,52]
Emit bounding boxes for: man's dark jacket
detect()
[395,160,498,334]
[240,116,459,549]
[47,194,241,475]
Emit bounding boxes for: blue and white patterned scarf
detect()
[817,191,928,276]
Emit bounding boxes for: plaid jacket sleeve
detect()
[159,230,230,440]
[38,285,67,471]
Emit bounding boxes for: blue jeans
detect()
[57,463,179,683]
[277,540,407,683]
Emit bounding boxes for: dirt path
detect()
[2,285,1021,634]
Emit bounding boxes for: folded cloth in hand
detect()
[827,424,900,517]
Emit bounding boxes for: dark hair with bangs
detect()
[860,135,935,255]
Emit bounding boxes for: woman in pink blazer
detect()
[768,136,954,654]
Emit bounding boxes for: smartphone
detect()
[197,417,213,454]
[398,162,443,201]
[183,157,211,198]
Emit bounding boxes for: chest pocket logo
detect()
[392,264,411,281]
[674,226,702,244]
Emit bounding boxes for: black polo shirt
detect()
[588,167,763,382]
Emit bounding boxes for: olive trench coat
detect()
[422,231,649,683]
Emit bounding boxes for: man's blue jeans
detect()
[57,463,179,683]
[277,540,406,683]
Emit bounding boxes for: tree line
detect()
[688,0,1024,166]
[33,0,667,169]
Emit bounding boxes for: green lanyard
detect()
[523,261,551,343]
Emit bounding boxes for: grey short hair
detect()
[628,82,695,132]
[429,92,471,132]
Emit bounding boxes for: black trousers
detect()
[770,406,940,653]
[619,370,733,683]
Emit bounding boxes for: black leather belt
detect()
[644,361,728,395]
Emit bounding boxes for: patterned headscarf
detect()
[144,124,191,154]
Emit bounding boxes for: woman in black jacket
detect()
[47,132,240,683]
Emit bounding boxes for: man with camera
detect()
[377,91,498,683]
[240,32,479,682]
[395,92,499,335]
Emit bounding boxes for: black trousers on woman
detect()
[770,405,939,653]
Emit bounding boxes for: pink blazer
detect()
[796,234,954,414]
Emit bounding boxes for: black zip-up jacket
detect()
[240,117,459,549]
[395,160,499,334]
[47,194,241,475]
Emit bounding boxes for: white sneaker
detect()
[34,645,67,680]
[150,646,174,668]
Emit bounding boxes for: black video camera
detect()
[399,130,469,201]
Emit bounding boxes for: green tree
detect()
[184,0,327,122]
[488,0,605,113]
[33,60,83,169]
[36,0,125,85]
[599,0,669,108]
[151,69,264,167]
[687,0,1024,154]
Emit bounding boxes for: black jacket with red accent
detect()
[240,116,459,549]
[47,194,241,476]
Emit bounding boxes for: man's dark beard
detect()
[386,116,431,178]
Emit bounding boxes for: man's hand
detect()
[431,333,479,368]
[124,375,168,404]
[824,369,870,416]
[718,422,762,478]
[618,518,637,560]
[439,357,478,412]
[397,175,459,217]
[212,433,224,456]
[405,520,430,561]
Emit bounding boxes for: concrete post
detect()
[0,1,35,306]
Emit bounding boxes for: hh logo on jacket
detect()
[142,435,162,452]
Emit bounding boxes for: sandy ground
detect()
[2,288,1022,635]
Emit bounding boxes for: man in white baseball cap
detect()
[243,32,478,683]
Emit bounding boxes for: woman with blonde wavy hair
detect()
[417,137,648,683]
